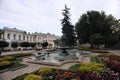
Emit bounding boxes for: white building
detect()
[0,27,60,49]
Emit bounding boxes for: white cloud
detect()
[0,0,120,36]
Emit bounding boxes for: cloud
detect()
[0,0,120,36]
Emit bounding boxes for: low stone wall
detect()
[26,59,80,67]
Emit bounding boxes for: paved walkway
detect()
[1,50,35,56]
[108,50,120,55]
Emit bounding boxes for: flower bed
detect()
[99,54,120,72]
[91,50,109,53]
[13,66,119,80]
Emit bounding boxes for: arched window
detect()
[7,33,10,39]
[14,34,16,40]
[19,35,21,40]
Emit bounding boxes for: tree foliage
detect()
[11,42,18,49]
[30,43,36,48]
[75,10,117,48]
[41,42,48,48]
[0,41,9,48]
[53,39,60,46]
[61,5,76,47]
[20,42,30,48]
[90,34,104,48]
[0,41,9,54]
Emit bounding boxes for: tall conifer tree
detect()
[61,5,76,47]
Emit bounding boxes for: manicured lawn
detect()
[8,57,27,71]
[68,64,80,71]
[0,52,33,73]
[0,57,27,73]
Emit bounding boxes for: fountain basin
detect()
[26,49,91,66]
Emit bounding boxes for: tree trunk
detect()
[90,44,94,49]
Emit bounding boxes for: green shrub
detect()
[12,73,28,80]
[24,74,41,80]
[0,56,15,61]
[0,61,10,66]
[39,67,52,75]
[0,61,14,70]
[14,52,33,57]
[79,62,104,72]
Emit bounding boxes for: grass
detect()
[8,57,27,71]
[12,73,28,80]
[68,64,80,71]
[91,56,104,64]
[0,57,28,73]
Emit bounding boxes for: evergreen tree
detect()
[61,5,76,47]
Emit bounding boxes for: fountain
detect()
[59,47,69,56]
[27,49,91,66]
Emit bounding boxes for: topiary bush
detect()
[0,61,14,70]
[12,73,28,80]
[79,62,104,72]
[13,52,33,58]
[0,56,15,61]
[24,74,41,80]
[39,67,52,75]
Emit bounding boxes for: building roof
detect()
[3,27,24,33]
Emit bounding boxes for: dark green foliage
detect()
[61,5,76,47]
[41,42,48,48]
[20,42,30,48]
[53,39,60,46]
[90,33,104,48]
[75,11,116,48]
[30,43,36,48]
[104,34,118,48]
[0,56,15,61]
[0,41,9,48]
[11,42,18,49]
[12,73,28,80]
[0,61,14,70]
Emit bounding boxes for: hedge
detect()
[0,61,14,70]
[0,56,15,61]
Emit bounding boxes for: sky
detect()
[0,0,120,36]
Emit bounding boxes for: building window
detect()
[33,37,36,41]
[27,36,28,41]
[30,37,32,41]
[7,33,10,39]
[38,37,39,41]
[14,34,16,40]
[19,35,21,40]
[23,36,25,40]
[0,35,1,39]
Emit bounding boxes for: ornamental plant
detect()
[0,56,14,61]
[24,74,41,80]
[0,61,10,66]
[39,67,52,75]
[79,62,104,72]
